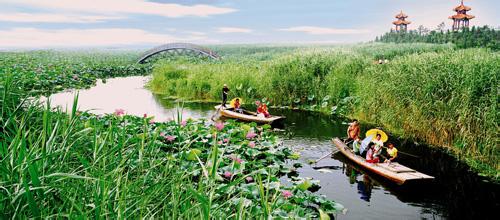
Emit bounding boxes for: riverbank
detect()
[148,44,499,181]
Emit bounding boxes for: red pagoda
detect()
[392,11,411,32]
[449,0,475,31]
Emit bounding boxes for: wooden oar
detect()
[381,146,420,158]
[211,104,224,121]
[315,139,353,163]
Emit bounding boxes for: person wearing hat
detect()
[222,84,229,107]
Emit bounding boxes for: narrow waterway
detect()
[44,76,499,220]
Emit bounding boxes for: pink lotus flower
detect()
[160,132,165,137]
[143,113,147,118]
[246,176,253,182]
[180,120,187,127]
[282,190,293,199]
[248,141,256,148]
[246,131,257,139]
[215,122,224,131]
[229,155,243,164]
[224,171,232,178]
[165,135,176,142]
[149,118,155,124]
[223,138,229,143]
[218,141,223,145]
[114,109,125,116]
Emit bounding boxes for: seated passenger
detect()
[233,98,243,113]
[384,143,398,163]
[371,134,384,161]
[365,143,379,163]
[257,103,270,118]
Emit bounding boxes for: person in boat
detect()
[257,102,271,118]
[371,134,384,162]
[365,143,379,163]
[384,143,398,163]
[346,119,361,153]
[233,98,243,113]
[222,84,229,107]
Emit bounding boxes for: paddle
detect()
[381,146,420,158]
[211,104,223,121]
[315,139,353,163]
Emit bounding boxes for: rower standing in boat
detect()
[222,84,230,107]
[346,119,361,153]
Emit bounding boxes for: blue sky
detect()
[0,0,498,49]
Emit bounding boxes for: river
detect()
[44,76,499,220]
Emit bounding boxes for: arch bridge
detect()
[137,43,220,64]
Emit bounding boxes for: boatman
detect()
[346,119,361,153]
[222,84,230,107]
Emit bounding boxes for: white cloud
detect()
[279,26,370,35]
[0,13,122,23]
[4,0,237,18]
[0,28,209,48]
[216,27,253,33]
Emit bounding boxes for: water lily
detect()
[282,190,293,199]
[165,135,176,142]
[246,131,257,139]
[160,132,165,137]
[218,141,223,145]
[246,176,253,182]
[248,141,256,148]
[224,171,232,178]
[223,138,229,143]
[215,122,224,131]
[114,109,125,116]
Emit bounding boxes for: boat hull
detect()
[215,105,284,124]
[332,138,434,185]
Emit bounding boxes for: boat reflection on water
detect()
[343,159,377,202]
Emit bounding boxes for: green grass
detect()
[148,43,499,180]
[0,74,344,218]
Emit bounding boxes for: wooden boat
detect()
[214,105,285,124]
[332,137,434,185]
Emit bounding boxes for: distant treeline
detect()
[375,25,499,50]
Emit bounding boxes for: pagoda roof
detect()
[395,11,408,18]
[449,14,475,20]
[393,20,411,25]
[454,1,472,11]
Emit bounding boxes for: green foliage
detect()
[376,25,500,51]
[149,43,499,179]
[0,50,151,96]
[355,48,499,176]
[0,91,344,218]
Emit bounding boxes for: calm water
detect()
[45,76,499,220]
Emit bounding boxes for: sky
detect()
[0,0,498,49]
